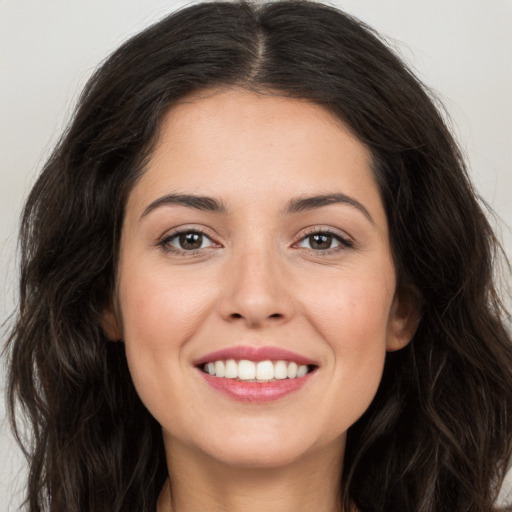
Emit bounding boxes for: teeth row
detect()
[203,359,310,381]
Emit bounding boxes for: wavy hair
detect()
[6,1,512,511]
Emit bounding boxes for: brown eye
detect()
[308,233,333,250]
[179,232,203,250]
[296,231,352,252]
[162,230,216,252]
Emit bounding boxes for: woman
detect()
[5,1,512,511]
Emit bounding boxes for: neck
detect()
[157,436,345,512]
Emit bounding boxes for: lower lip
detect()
[198,369,315,402]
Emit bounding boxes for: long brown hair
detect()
[6,2,512,511]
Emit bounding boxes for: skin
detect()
[104,88,418,512]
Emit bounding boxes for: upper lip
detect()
[193,345,318,367]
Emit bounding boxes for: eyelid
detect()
[157,225,222,254]
[292,226,354,253]
[155,224,353,256]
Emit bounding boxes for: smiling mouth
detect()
[200,359,317,382]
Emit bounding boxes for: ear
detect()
[101,302,123,341]
[385,286,421,352]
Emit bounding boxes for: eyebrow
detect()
[140,192,373,224]
[283,193,374,224]
[140,193,227,219]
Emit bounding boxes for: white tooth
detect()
[256,360,274,381]
[238,360,256,380]
[206,362,216,375]
[224,359,238,379]
[297,364,308,377]
[287,361,298,378]
[215,360,225,378]
[274,360,288,380]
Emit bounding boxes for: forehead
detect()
[154,88,370,168]
[126,88,385,227]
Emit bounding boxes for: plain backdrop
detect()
[1,1,511,510]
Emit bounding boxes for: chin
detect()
[190,422,340,470]
[211,443,305,469]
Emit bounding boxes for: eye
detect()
[160,230,217,252]
[296,231,352,251]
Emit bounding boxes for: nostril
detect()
[229,312,282,320]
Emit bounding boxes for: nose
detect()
[217,245,295,329]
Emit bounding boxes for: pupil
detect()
[311,234,332,250]
[179,232,202,250]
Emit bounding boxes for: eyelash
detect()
[157,227,354,256]
[293,227,354,255]
[157,227,218,255]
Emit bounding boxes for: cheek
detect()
[300,272,393,425]
[119,263,213,344]
[304,270,393,350]
[116,264,214,405]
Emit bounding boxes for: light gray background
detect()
[1,1,511,510]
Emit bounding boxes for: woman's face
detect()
[108,89,415,469]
